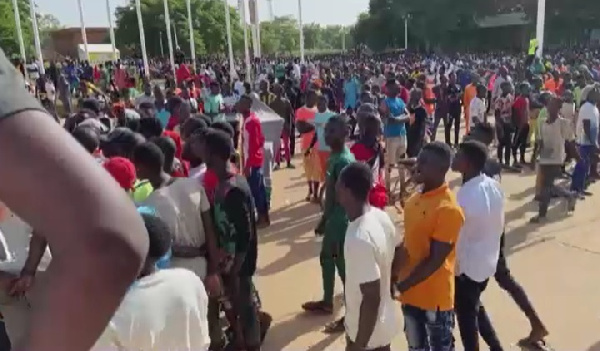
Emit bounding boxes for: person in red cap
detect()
[103,157,137,193]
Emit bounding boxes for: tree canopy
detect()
[352,0,600,52]
[0,0,34,59]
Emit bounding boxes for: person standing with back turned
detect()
[0,48,148,351]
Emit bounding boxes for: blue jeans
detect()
[402,304,455,351]
[571,144,594,193]
[246,166,268,216]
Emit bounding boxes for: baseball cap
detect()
[103,157,136,191]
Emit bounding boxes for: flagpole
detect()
[186,0,196,73]
[535,0,546,57]
[239,0,252,83]
[163,0,176,79]
[297,0,305,63]
[159,30,164,57]
[224,0,236,81]
[106,0,117,60]
[254,0,261,57]
[28,0,44,74]
[135,0,149,77]
[77,0,89,61]
[11,0,26,60]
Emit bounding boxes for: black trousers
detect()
[512,124,530,163]
[290,122,297,157]
[445,109,461,146]
[494,233,540,328]
[455,275,503,351]
[496,122,514,165]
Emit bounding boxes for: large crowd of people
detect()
[0,43,599,351]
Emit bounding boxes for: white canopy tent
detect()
[78,44,120,63]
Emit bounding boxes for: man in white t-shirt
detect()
[452,141,504,351]
[572,87,600,195]
[93,212,210,351]
[337,163,398,351]
[469,84,487,127]
[142,178,221,296]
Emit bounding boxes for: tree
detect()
[0,0,34,59]
[259,16,299,55]
[38,13,63,51]
[114,0,244,58]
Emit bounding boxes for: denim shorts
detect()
[402,304,455,351]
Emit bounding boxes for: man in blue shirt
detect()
[343,71,360,112]
[380,79,410,198]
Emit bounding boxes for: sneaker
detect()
[287,163,295,169]
[529,216,547,224]
[566,196,577,213]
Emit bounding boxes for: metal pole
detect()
[172,22,179,49]
[77,0,89,61]
[254,0,261,57]
[106,0,117,60]
[135,0,149,77]
[342,29,345,52]
[163,0,176,78]
[186,0,196,73]
[240,0,252,83]
[11,0,26,60]
[159,30,164,57]
[29,0,44,74]
[224,0,236,80]
[297,0,304,63]
[404,17,408,50]
[535,0,546,57]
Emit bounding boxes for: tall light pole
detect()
[163,0,176,78]
[77,0,89,61]
[297,0,305,63]
[224,0,236,80]
[29,0,44,74]
[239,0,252,83]
[186,0,196,73]
[535,0,546,56]
[106,0,117,60]
[135,0,149,77]
[11,0,26,60]
[254,0,261,57]
[403,14,411,50]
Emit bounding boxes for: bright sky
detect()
[34,0,369,27]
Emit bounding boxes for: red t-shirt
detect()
[242,113,265,168]
[512,96,529,127]
[350,142,387,209]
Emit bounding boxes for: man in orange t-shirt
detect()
[295,90,321,202]
[463,74,478,134]
[392,142,464,350]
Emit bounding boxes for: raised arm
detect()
[0,52,148,351]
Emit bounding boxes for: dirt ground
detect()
[257,143,600,351]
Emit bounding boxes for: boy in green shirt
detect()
[302,115,355,333]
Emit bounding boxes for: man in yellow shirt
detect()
[392,141,464,350]
[463,73,479,134]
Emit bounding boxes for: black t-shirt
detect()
[406,105,428,157]
[447,83,462,111]
[213,174,258,277]
[0,49,45,121]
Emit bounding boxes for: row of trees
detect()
[0,0,62,59]
[352,0,600,52]
[113,0,352,58]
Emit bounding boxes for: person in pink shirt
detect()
[238,95,269,227]
[114,63,127,91]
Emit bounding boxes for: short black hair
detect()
[80,98,101,115]
[327,114,348,132]
[240,94,254,106]
[339,162,373,202]
[183,116,208,136]
[72,126,99,154]
[141,213,172,260]
[132,142,165,173]
[139,117,164,139]
[203,128,234,161]
[102,127,145,158]
[210,121,235,139]
[151,136,176,173]
[421,141,453,171]
[458,140,489,172]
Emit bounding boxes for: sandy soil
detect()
[257,146,600,351]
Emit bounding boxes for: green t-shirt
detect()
[275,64,286,79]
[323,147,355,235]
[132,179,154,203]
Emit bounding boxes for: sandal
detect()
[301,300,333,315]
[517,338,554,351]
[323,317,345,334]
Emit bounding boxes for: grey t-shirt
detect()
[0,49,45,121]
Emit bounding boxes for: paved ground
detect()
[256,145,600,350]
